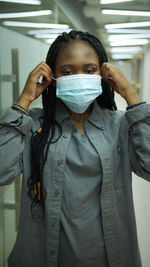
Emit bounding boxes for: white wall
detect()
[141,48,150,103]
[133,176,150,267]
[134,48,150,267]
[0,26,49,267]
[0,25,49,111]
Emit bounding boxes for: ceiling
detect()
[0,0,150,61]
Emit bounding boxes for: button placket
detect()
[51,219,56,227]
[50,249,56,255]
[47,124,72,266]
[54,189,60,197]
[57,159,63,166]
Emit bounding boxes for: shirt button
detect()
[58,160,62,166]
[63,135,67,138]
[54,190,60,197]
[117,146,121,152]
[50,249,55,255]
[51,220,56,227]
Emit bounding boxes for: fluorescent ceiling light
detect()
[46,39,56,44]
[28,29,72,35]
[0,0,41,4]
[34,34,59,39]
[112,54,133,59]
[110,47,142,53]
[0,10,52,19]
[106,29,150,33]
[108,34,150,41]
[105,21,150,29]
[102,9,150,16]
[3,21,69,29]
[100,0,133,4]
[110,39,149,46]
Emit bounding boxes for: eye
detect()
[86,69,94,74]
[86,68,96,74]
[63,70,73,75]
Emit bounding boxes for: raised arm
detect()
[101,63,150,180]
[0,62,52,185]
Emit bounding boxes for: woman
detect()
[0,30,150,267]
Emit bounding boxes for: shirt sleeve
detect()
[125,103,150,180]
[0,108,33,185]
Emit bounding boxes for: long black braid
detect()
[27,30,117,217]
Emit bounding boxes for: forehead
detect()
[55,40,99,66]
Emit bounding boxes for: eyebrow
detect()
[59,64,73,69]
[59,63,98,69]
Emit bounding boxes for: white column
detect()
[141,48,150,103]
[133,47,150,267]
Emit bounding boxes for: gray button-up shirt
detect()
[0,99,150,267]
[58,125,108,267]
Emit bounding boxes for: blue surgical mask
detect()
[55,74,102,113]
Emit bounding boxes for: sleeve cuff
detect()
[0,108,33,135]
[125,103,150,127]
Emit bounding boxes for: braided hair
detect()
[27,30,117,217]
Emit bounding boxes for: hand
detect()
[101,62,142,105]
[17,62,53,109]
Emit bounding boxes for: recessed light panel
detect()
[102,9,150,17]
[0,0,41,4]
[105,21,150,29]
[3,21,70,29]
[0,10,52,19]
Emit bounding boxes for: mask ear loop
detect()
[52,77,56,81]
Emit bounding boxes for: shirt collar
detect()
[55,98,71,124]
[87,100,105,130]
[55,98,105,130]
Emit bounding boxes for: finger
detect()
[37,79,51,91]
[32,61,50,72]
[34,66,51,81]
[101,68,111,81]
[39,62,52,78]
[101,63,115,81]
[32,62,52,80]
[101,63,110,79]
[30,70,52,84]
